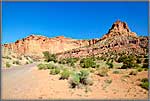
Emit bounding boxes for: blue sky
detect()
[2,2,148,44]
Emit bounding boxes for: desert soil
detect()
[2,64,148,100]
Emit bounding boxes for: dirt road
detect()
[2,64,148,100]
[2,63,38,99]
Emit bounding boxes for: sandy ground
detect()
[2,64,148,100]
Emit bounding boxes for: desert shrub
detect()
[6,62,11,68]
[97,67,109,77]
[37,63,54,70]
[50,68,60,75]
[134,63,141,68]
[142,63,148,69]
[69,72,80,88]
[19,57,22,60]
[46,64,53,69]
[79,69,90,85]
[43,51,57,62]
[104,79,112,84]
[144,58,148,63]
[144,55,148,58]
[98,55,106,61]
[103,58,107,61]
[69,70,93,88]
[96,56,103,60]
[3,56,11,59]
[118,55,128,63]
[66,57,79,66]
[83,77,93,86]
[80,58,96,68]
[129,70,138,75]
[13,61,15,64]
[106,62,113,68]
[90,56,96,61]
[37,63,47,70]
[140,78,149,90]
[59,57,79,66]
[60,69,70,80]
[120,55,138,69]
[137,67,143,72]
[59,58,66,64]
[29,61,33,63]
[95,64,100,68]
[106,58,111,63]
[26,61,29,64]
[13,60,20,65]
[89,68,95,73]
[113,70,120,74]
[137,58,142,63]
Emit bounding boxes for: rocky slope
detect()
[2,20,148,59]
[56,20,148,58]
[2,35,98,58]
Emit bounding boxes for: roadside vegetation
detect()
[140,78,149,90]
[2,53,34,68]
[37,51,148,90]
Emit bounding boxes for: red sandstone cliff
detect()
[2,35,98,57]
[2,20,148,59]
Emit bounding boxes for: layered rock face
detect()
[2,35,91,57]
[57,20,148,58]
[2,20,148,59]
[101,20,137,40]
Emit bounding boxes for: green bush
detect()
[79,70,90,85]
[37,63,47,70]
[140,78,149,90]
[13,61,20,65]
[137,58,142,63]
[129,70,138,75]
[96,56,103,60]
[4,56,11,59]
[66,57,79,66]
[37,63,54,70]
[80,70,93,85]
[104,79,112,84]
[106,62,113,68]
[46,64,53,69]
[59,57,79,66]
[90,56,96,61]
[59,58,66,64]
[69,70,93,88]
[50,68,60,75]
[118,55,128,63]
[69,72,80,88]
[142,63,148,69]
[144,58,148,63]
[26,61,29,64]
[144,55,148,58]
[121,55,138,69]
[113,70,120,74]
[80,58,96,68]
[137,67,143,72]
[60,69,70,80]
[89,68,95,73]
[43,51,57,62]
[97,67,109,77]
[29,61,33,63]
[6,62,11,68]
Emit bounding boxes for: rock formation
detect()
[2,35,95,58]
[56,20,148,58]
[101,20,137,40]
[2,20,148,59]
